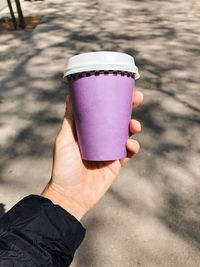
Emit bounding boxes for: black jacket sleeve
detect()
[0,195,86,266]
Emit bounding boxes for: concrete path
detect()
[0,0,200,266]
[0,0,8,12]
[0,0,15,13]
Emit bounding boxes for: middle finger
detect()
[129,119,141,136]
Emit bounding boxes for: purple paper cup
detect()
[66,70,135,161]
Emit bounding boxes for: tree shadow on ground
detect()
[159,192,200,250]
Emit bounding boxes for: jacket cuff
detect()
[0,194,86,263]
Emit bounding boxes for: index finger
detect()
[132,91,144,111]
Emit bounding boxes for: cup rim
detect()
[63,64,140,80]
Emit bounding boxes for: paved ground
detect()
[0,0,15,12]
[0,0,8,12]
[0,0,200,266]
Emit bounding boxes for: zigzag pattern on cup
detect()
[67,70,135,81]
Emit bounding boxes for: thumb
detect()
[65,95,73,120]
[57,95,77,142]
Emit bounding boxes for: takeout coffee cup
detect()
[63,51,140,161]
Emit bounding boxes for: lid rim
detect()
[64,51,140,80]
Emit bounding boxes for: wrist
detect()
[41,183,86,221]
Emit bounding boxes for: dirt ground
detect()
[0,16,42,32]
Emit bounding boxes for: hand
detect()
[41,91,143,220]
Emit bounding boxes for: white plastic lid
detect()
[63,51,140,79]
